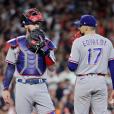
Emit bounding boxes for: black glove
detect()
[38,43,50,56]
[27,29,46,53]
[38,39,56,56]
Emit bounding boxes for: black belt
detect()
[17,78,46,85]
[77,73,106,77]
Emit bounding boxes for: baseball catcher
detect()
[2,8,56,114]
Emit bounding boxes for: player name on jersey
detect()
[82,39,107,47]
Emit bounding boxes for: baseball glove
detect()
[28,29,46,53]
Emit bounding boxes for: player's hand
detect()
[2,90,11,104]
[109,90,114,105]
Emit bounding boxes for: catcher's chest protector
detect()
[16,37,46,76]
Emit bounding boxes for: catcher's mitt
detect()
[28,29,45,53]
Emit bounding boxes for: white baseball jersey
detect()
[69,33,114,75]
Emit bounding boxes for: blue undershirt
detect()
[3,63,15,89]
[68,62,78,72]
[108,59,114,89]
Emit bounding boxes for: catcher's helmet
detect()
[21,8,44,26]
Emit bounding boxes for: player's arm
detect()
[3,39,18,90]
[38,39,56,71]
[2,40,17,103]
[68,40,79,71]
[3,63,15,90]
[3,46,17,90]
[2,63,15,104]
[108,47,114,89]
[108,42,114,101]
[108,59,114,88]
[68,61,78,71]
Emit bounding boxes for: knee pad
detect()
[48,110,55,114]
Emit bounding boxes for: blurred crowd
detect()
[0,0,114,114]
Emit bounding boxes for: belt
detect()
[17,78,46,85]
[77,73,106,77]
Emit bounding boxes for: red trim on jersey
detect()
[109,58,114,61]
[68,59,79,64]
[47,110,55,114]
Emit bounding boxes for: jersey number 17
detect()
[88,48,102,65]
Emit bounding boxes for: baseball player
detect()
[68,14,114,114]
[2,8,56,114]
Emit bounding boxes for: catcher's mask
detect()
[21,8,44,27]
